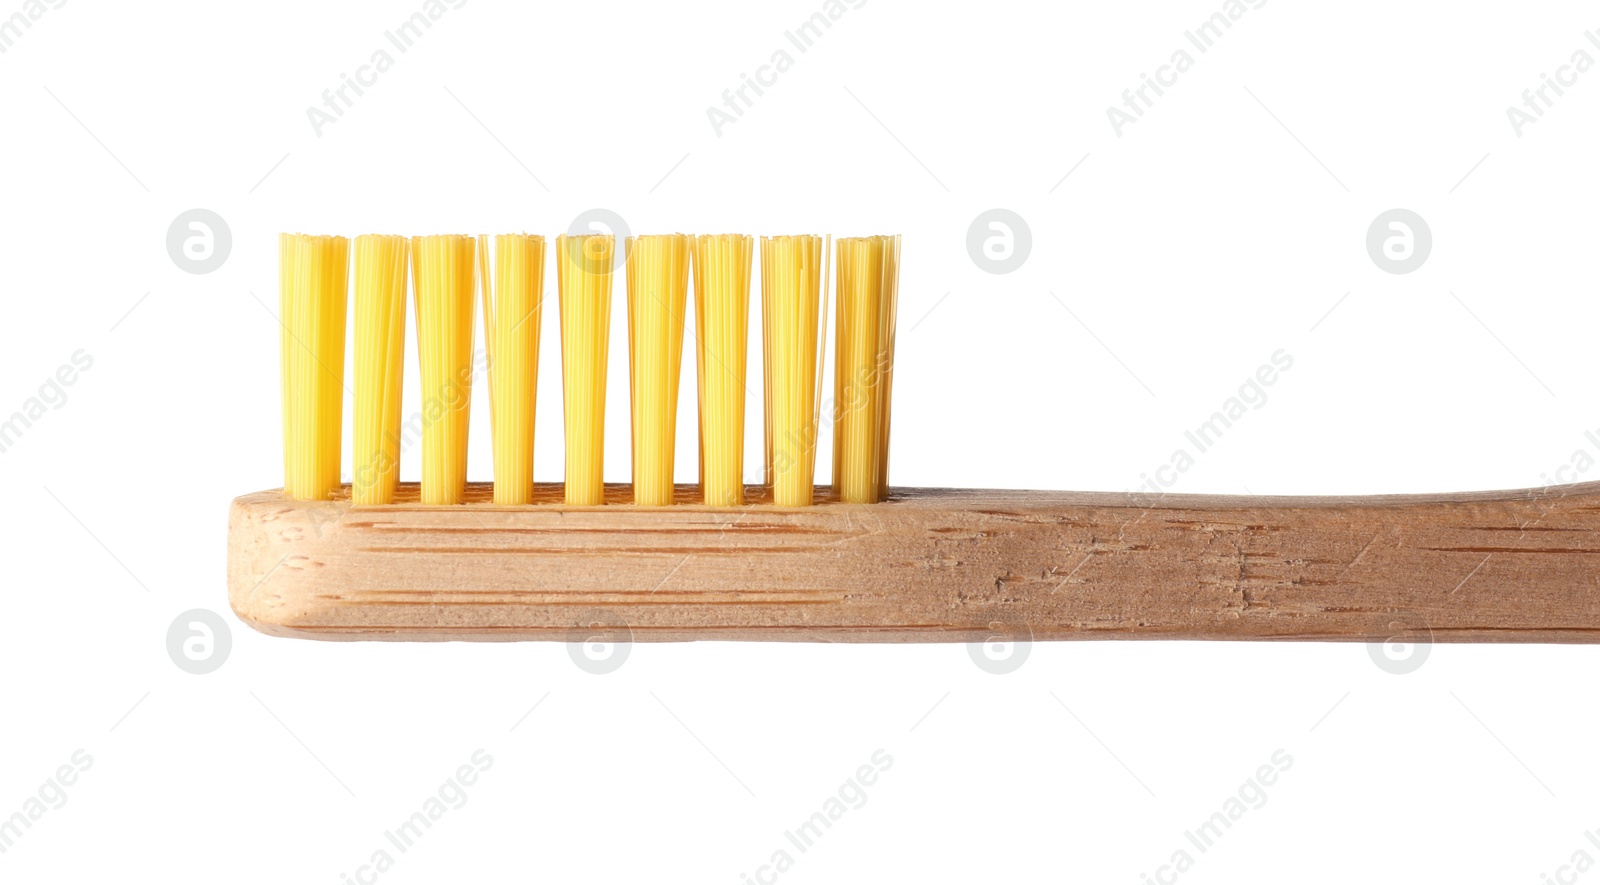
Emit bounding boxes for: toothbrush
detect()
[233,233,1600,643]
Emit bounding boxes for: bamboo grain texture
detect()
[227,481,1600,642]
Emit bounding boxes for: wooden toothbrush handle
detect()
[227,482,1600,642]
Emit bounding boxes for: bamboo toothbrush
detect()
[235,232,1600,643]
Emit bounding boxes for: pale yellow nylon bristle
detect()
[760,235,828,507]
[692,233,753,507]
[279,233,350,501]
[480,234,546,505]
[351,235,408,506]
[556,234,615,506]
[626,234,690,506]
[410,235,477,505]
[832,235,900,504]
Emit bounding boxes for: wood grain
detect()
[227,481,1600,642]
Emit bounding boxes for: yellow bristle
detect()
[760,235,829,507]
[351,235,408,506]
[692,233,754,507]
[410,234,477,505]
[832,235,900,504]
[479,234,546,505]
[279,233,350,501]
[625,234,690,506]
[556,234,615,506]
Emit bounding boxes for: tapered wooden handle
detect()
[226,481,1600,642]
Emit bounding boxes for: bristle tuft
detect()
[760,235,827,506]
[279,233,350,501]
[352,234,408,506]
[482,234,546,505]
[556,234,615,506]
[692,234,754,507]
[832,235,900,504]
[627,234,690,506]
[410,234,477,505]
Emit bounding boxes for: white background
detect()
[3,0,1598,881]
